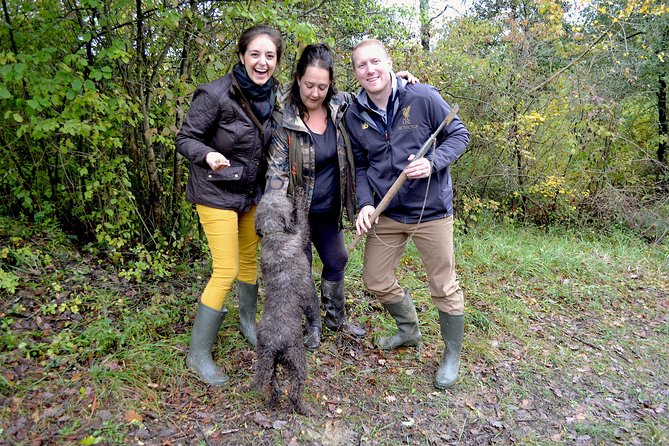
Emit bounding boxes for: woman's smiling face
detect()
[239,34,277,86]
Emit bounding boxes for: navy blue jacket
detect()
[344,77,469,223]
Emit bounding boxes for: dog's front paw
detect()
[268,395,280,410]
[294,401,312,416]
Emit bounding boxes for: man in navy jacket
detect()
[345,39,469,389]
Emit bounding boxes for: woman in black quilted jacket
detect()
[176,25,283,386]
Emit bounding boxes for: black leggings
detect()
[305,212,348,282]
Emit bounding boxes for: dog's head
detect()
[255,190,297,237]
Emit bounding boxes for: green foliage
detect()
[0,0,667,245]
[410,0,669,231]
[0,270,19,294]
[458,195,505,229]
[524,175,590,225]
[0,0,413,254]
[116,244,174,283]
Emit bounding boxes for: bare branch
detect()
[529,27,611,93]
[428,5,454,25]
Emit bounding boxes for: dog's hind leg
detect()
[269,364,281,409]
[252,349,274,390]
[285,345,310,415]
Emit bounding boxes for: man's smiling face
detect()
[352,42,393,96]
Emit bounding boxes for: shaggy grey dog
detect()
[252,188,316,414]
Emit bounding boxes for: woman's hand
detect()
[396,70,420,84]
[206,152,230,171]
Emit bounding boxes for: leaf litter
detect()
[0,224,667,444]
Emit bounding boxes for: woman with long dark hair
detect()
[266,44,366,350]
[176,25,283,386]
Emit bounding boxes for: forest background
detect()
[1,0,668,444]
[1,0,667,249]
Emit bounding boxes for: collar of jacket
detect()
[280,93,349,134]
[353,74,408,118]
[228,74,279,130]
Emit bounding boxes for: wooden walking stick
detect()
[347,104,459,252]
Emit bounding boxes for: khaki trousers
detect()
[362,215,464,314]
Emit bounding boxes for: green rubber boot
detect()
[186,303,230,386]
[237,281,258,347]
[377,292,422,350]
[434,312,464,389]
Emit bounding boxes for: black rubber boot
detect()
[435,312,464,389]
[237,281,258,347]
[378,292,422,350]
[321,279,366,337]
[186,303,230,386]
[304,283,321,351]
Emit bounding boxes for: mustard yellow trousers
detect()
[196,204,258,311]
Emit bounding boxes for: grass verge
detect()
[1,216,667,445]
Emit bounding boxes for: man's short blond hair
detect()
[351,39,390,66]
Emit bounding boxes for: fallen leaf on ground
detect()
[272,420,287,429]
[252,411,272,429]
[124,409,143,423]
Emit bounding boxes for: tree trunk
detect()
[511,103,527,215]
[419,0,430,51]
[658,74,667,166]
[2,0,27,95]
[168,0,196,242]
[136,0,164,232]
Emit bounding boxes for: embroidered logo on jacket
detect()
[398,105,419,131]
[402,106,412,124]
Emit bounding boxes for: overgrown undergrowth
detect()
[1,216,667,445]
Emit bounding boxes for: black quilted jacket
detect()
[176,72,276,212]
